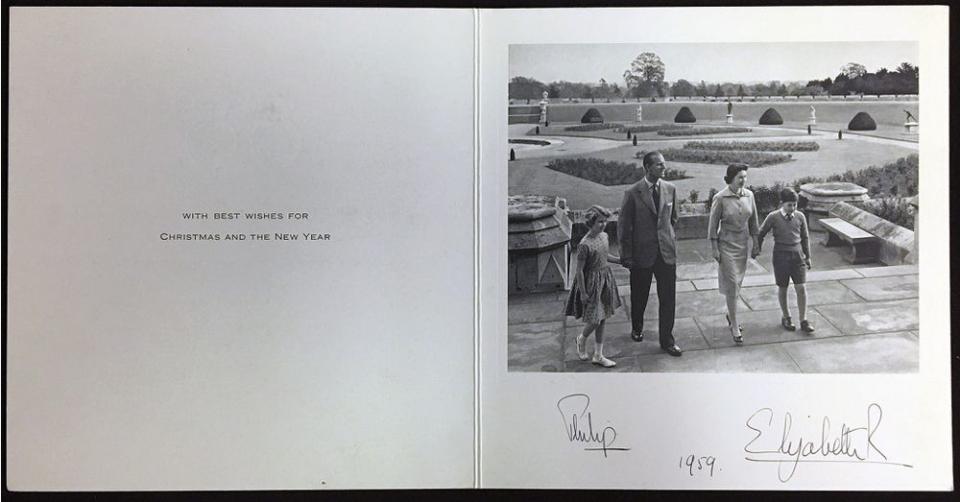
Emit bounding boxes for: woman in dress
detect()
[564,205,622,368]
[707,164,760,344]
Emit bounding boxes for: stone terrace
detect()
[508,237,918,373]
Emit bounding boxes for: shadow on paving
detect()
[507,237,919,373]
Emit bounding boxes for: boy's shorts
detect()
[773,250,806,287]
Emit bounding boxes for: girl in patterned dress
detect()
[564,205,623,368]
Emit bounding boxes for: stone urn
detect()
[508,195,572,293]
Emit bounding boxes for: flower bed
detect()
[791,154,918,197]
[509,139,552,146]
[742,154,919,217]
[563,123,619,132]
[659,148,793,167]
[546,157,689,186]
[657,126,752,136]
[614,124,691,133]
[682,140,820,152]
[851,198,915,230]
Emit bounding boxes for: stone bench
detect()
[819,217,880,264]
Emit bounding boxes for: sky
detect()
[509,42,918,85]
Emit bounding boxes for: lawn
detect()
[508,133,918,210]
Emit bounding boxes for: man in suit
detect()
[618,151,682,357]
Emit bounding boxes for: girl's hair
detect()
[584,205,612,228]
[724,163,749,184]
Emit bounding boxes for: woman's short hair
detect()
[724,163,749,184]
[584,205,612,227]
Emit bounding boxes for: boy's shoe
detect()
[592,354,617,368]
[576,335,589,361]
[781,316,796,331]
[800,320,816,333]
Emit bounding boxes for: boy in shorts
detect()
[754,188,816,333]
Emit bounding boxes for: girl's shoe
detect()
[576,335,589,361]
[781,316,797,331]
[592,354,617,368]
[800,320,816,333]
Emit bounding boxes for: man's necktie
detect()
[651,184,660,212]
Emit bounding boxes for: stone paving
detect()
[507,237,919,373]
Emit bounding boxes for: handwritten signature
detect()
[557,393,629,457]
[744,403,912,482]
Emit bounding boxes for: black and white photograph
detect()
[507,42,920,373]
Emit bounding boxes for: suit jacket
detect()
[618,178,679,268]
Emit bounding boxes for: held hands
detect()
[712,247,720,262]
[751,242,762,259]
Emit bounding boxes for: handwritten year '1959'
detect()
[679,454,718,477]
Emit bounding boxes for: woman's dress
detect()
[707,187,760,296]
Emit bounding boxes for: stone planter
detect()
[800,182,869,215]
[508,195,572,293]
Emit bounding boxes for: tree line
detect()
[510,53,918,100]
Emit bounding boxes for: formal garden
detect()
[508,55,920,263]
[508,109,918,214]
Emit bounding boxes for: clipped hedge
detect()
[658,126,752,137]
[758,108,784,125]
[848,111,878,130]
[581,108,604,123]
[682,140,820,152]
[674,106,697,123]
[546,157,689,186]
[660,148,793,167]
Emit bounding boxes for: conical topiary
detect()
[848,112,877,131]
[758,108,784,125]
[581,108,604,123]
[674,106,696,123]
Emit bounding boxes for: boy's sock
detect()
[777,287,790,318]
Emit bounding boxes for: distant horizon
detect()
[510,42,918,85]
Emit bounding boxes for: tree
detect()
[713,83,724,98]
[777,83,788,96]
[802,84,825,97]
[594,78,610,99]
[546,83,560,98]
[841,62,868,79]
[737,84,747,98]
[896,62,919,79]
[508,76,547,100]
[624,52,666,97]
[696,80,709,98]
[671,79,697,98]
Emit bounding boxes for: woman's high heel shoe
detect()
[726,314,743,345]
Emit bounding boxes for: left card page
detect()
[7,7,477,490]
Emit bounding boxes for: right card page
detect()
[479,6,952,490]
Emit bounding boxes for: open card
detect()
[5,5,953,491]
